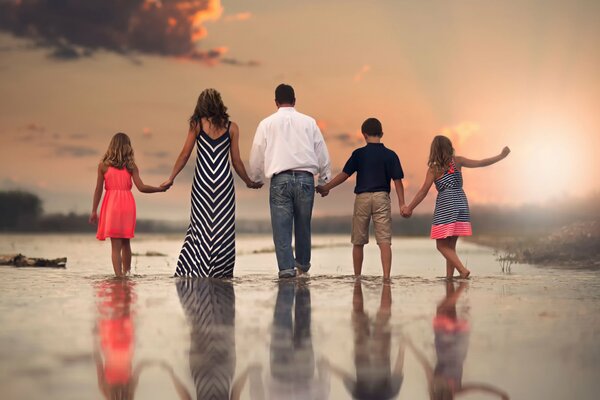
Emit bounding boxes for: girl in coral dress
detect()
[90,133,168,277]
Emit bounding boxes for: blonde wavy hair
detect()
[428,135,454,178]
[102,132,135,171]
[189,88,229,130]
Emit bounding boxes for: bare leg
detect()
[445,236,458,278]
[436,237,470,278]
[110,238,124,277]
[353,245,364,277]
[378,243,392,281]
[122,239,132,276]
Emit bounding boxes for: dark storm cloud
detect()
[0,0,255,65]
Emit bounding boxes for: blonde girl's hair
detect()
[189,88,230,130]
[102,132,135,171]
[428,135,455,178]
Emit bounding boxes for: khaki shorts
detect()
[351,192,392,245]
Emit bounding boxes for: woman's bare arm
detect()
[89,163,105,224]
[406,168,435,213]
[229,122,262,189]
[456,146,510,168]
[132,166,167,193]
[161,127,197,188]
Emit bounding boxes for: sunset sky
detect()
[1,0,599,220]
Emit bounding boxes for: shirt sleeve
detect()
[248,122,266,182]
[389,152,404,180]
[342,151,357,176]
[313,121,332,186]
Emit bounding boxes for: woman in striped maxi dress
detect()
[403,136,510,279]
[162,89,262,277]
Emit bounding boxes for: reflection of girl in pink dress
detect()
[409,281,510,399]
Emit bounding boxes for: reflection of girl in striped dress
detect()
[403,136,510,279]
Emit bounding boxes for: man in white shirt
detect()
[249,84,331,278]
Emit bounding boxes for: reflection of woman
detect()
[249,280,330,399]
[329,279,405,400]
[176,278,249,400]
[409,281,510,399]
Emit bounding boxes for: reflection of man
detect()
[249,84,332,278]
[329,279,405,399]
[249,280,330,399]
[408,281,510,399]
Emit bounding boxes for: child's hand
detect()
[89,211,98,224]
[501,146,511,157]
[316,185,329,197]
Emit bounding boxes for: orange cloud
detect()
[190,0,224,41]
[224,12,252,22]
[353,64,371,82]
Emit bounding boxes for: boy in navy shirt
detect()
[316,118,405,280]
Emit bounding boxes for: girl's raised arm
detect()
[456,146,510,168]
[89,162,105,224]
[132,165,167,193]
[229,122,263,189]
[405,168,435,215]
[161,127,197,188]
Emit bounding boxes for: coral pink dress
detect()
[96,166,136,240]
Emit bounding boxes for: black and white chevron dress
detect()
[176,278,236,400]
[175,122,235,278]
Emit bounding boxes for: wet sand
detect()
[1,234,599,399]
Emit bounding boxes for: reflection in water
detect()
[177,278,250,400]
[249,280,330,399]
[93,278,138,399]
[330,279,405,400]
[409,281,510,400]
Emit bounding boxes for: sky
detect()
[0,0,599,220]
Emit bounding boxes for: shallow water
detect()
[0,234,599,400]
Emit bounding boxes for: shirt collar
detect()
[277,107,296,112]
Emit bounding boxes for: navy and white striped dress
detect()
[175,122,236,278]
[431,159,472,239]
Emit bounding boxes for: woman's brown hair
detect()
[102,132,135,171]
[428,135,454,178]
[189,88,229,130]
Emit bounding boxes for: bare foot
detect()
[459,270,471,279]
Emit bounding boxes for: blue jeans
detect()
[270,172,315,272]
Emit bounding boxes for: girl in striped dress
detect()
[403,136,510,278]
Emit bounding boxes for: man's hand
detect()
[316,185,329,197]
[89,211,98,224]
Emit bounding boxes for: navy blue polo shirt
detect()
[342,143,404,194]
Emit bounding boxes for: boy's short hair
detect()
[275,84,295,104]
[361,118,383,137]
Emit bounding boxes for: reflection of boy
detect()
[317,118,405,279]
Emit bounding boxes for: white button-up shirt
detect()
[249,107,332,185]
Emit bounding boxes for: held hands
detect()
[160,178,174,191]
[501,146,511,158]
[89,211,98,224]
[400,205,412,218]
[315,185,329,197]
[246,180,264,189]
